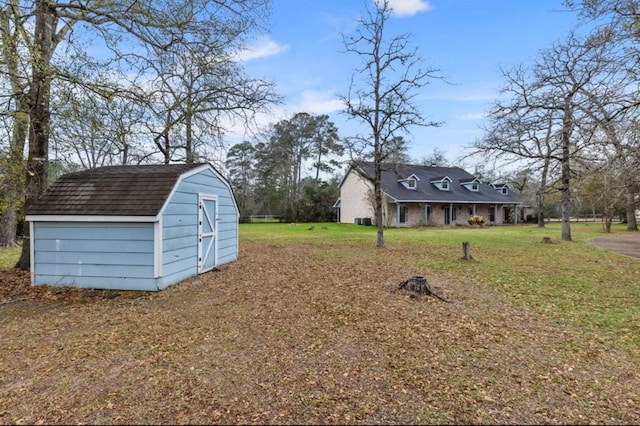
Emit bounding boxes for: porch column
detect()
[514,204,518,224]
[494,205,498,224]
[472,204,477,216]
[424,203,429,224]
[396,203,401,227]
[449,203,454,224]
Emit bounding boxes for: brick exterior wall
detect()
[385,203,506,227]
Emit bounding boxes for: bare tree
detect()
[51,85,151,169]
[470,65,560,228]
[566,0,640,230]
[340,0,442,247]
[472,32,612,241]
[3,0,273,269]
[419,148,450,167]
[144,41,279,164]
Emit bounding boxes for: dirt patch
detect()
[589,233,640,258]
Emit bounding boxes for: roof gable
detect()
[26,163,211,216]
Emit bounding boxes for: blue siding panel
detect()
[34,275,158,291]
[35,251,153,266]
[163,202,197,215]
[163,224,195,239]
[162,214,198,228]
[35,238,152,253]
[32,222,158,291]
[163,235,194,251]
[35,224,153,240]
[38,263,154,278]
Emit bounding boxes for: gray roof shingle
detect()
[26,163,208,216]
[356,162,519,204]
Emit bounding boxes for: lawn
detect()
[0,222,638,424]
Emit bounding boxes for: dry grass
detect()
[0,224,639,424]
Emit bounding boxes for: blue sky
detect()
[233,0,582,167]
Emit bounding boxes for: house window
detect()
[407,179,416,189]
[441,180,449,190]
[472,182,478,191]
[502,187,508,195]
[399,205,409,223]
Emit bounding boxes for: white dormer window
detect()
[431,176,451,191]
[399,174,419,190]
[491,183,509,195]
[462,178,480,192]
[431,176,452,191]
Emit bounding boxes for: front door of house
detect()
[198,194,217,273]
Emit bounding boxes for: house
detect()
[25,162,238,291]
[335,162,522,227]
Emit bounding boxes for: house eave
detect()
[25,214,158,222]
[387,199,522,204]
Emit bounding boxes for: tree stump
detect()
[461,241,473,260]
[542,237,552,244]
[398,275,450,303]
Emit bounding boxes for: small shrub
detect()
[468,215,485,226]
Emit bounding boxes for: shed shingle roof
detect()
[26,163,208,216]
[355,162,519,204]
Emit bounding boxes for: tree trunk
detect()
[536,190,546,228]
[0,113,28,247]
[185,83,194,163]
[17,0,55,270]
[374,161,385,247]
[461,241,473,260]
[536,157,550,228]
[560,99,573,242]
[0,207,18,247]
[185,109,193,163]
[625,184,638,231]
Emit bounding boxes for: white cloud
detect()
[232,37,289,62]
[296,90,345,115]
[222,90,345,144]
[378,0,432,16]
[458,112,486,121]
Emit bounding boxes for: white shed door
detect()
[198,194,218,274]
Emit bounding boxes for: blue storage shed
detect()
[25,163,239,291]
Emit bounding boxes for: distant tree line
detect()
[225,112,343,222]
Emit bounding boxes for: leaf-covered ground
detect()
[1,238,639,424]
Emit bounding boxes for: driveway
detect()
[589,232,640,259]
